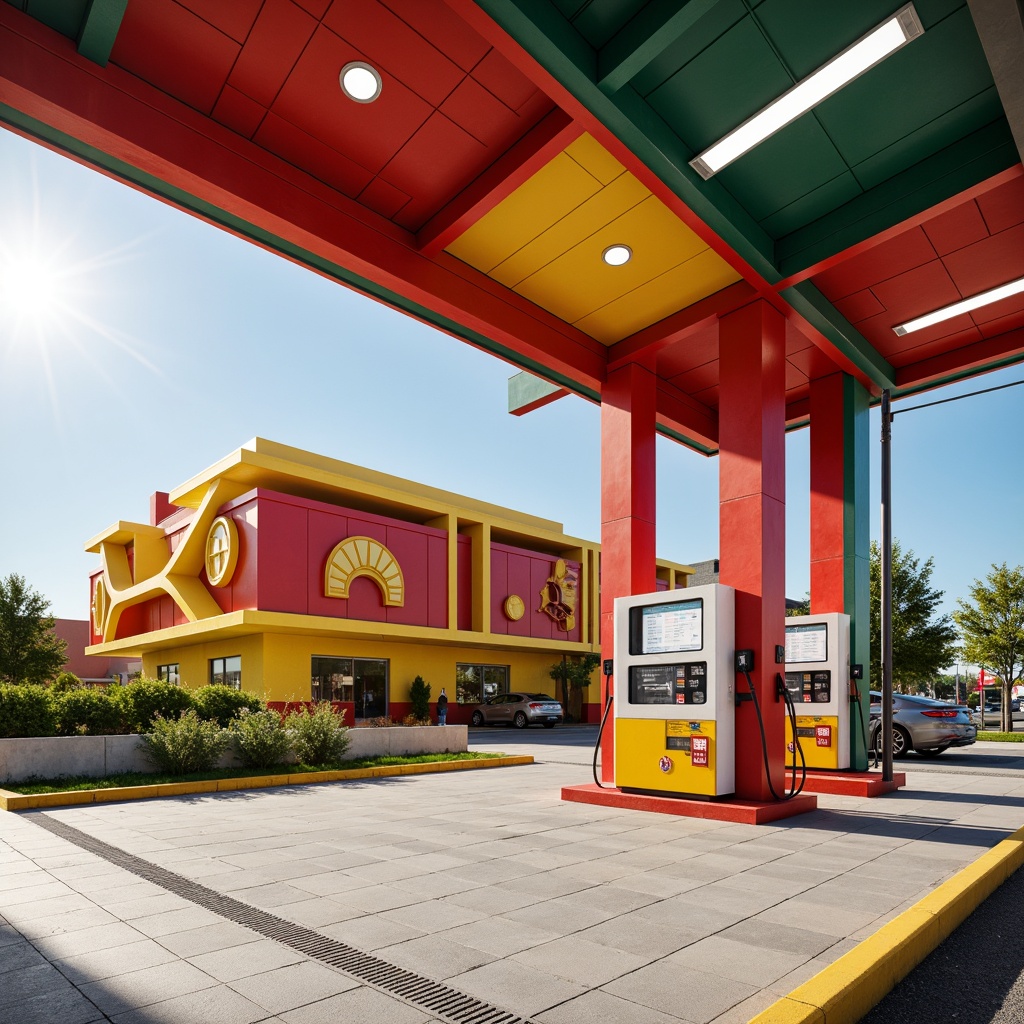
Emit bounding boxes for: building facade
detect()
[86,439,693,723]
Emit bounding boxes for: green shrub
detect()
[51,672,83,694]
[115,678,194,733]
[138,710,229,775]
[231,708,292,768]
[409,675,431,722]
[55,688,122,736]
[0,684,56,738]
[287,702,350,765]
[193,685,263,727]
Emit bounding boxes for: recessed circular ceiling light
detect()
[602,244,632,266]
[340,62,382,103]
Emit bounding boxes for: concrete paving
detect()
[2,730,1024,1024]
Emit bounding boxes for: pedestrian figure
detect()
[437,688,448,726]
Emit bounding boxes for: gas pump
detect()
[783,613,851,771]
[613,584,735,798]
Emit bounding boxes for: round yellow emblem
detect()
[91,577,109,633]
[205,516,239,587]
[504,594,525,621]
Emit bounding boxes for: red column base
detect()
[561,783,817,824]
[800,769,906,797]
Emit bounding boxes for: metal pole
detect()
[880,390,894,782]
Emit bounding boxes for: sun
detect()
[0,251,70,332]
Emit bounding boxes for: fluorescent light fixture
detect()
[602,244,632,266]
[690,4,924,180]
[893,276,1024,336]
[340,62,382,103]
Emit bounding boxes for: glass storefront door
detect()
[311,656,388,721]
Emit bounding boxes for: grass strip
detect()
[7,751,506,794]
[976,731,1024,742]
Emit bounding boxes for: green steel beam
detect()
[597,0,718,95]
[783,281,895,390]
[76,0,128,67]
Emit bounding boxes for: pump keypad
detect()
[784,670,831,703]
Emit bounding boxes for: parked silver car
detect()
[470,692,564,729]
[869,691,976,758]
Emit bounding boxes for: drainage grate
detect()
[27,812,533,1024]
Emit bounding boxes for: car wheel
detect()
[471,710,484,727]
[892,725,911,759]
[543,722,556,729]
[513,711,528,729]
[917,746,948,758]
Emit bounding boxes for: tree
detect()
[0,574,67,685]
[549,652,600,723]
[954,564,1024,734]
[870,540,958,692]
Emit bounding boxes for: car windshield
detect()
[529,694,555,701]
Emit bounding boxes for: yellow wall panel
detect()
[142,633,265,695]
[564,134,625,185]
[445,155,603,274]
[490,173,649,289]
[575,248,742,343]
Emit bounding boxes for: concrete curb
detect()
[0,755,534,812]
[749,823,1024,1024]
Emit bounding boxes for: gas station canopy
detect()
[2,0,1021,452]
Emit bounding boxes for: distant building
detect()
[85,439,694,723]
[53,619,140,685]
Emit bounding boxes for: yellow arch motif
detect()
[324,536,405,607]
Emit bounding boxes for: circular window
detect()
[205,516,239,587]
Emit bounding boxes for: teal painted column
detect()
[810,373,871,770]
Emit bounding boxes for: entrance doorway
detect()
[311,656,389,720]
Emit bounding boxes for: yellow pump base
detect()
[614,718,726,799]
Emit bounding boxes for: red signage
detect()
[815,725,832,747]
[691,735,709,766]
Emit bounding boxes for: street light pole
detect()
[880,390,894,783]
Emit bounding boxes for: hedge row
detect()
[0,679,262,738]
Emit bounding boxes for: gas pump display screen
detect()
[630,598,703,655]
[629,663,708,705]
[785,622,828,663]
[785,671,832,703]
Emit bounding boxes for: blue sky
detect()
[1,127,1021,651]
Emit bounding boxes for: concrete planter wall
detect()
[0,725,467,785]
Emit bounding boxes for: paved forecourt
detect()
[2,731,1024,1024]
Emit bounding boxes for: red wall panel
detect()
[491,541,581,642]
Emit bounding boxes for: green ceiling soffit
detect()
[77,0,129,67]
[0,104,601,407]
[783,281,895,390]
[776,119,1018,277]
[473,0,779,284]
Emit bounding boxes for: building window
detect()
[311,656,388,720]
[157,663,180,686]
[210,656,241,690]
[455,663,509,704]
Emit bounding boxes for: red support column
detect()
[810,373,847,613]
[719,301,786,801]
[600,362,657,782]
[810,372,871,770]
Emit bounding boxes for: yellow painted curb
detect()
[750,823,1024,1024]
[0,755,534,812]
